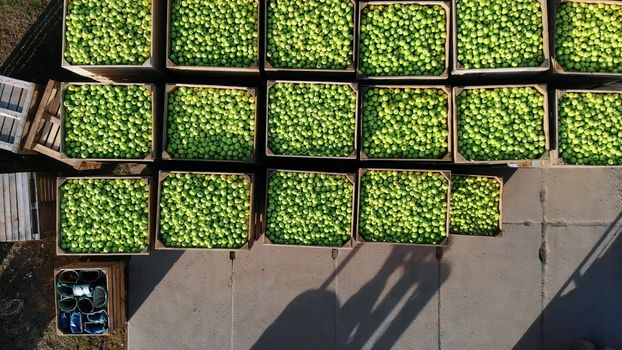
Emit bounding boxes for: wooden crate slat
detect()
[0,76,36,90]
[23,173,33,240]
[9,174,18,241]
[8,115,20,143]
[10,87,34,151]
[45,122,60,148]
[15,173,27,241]
[18,87,32,114]
[36,175,55,203]
[0,176,5,242]
[15,173,24,241]
[52,125,61,149]
[49,89,61,115]
[0,85,12,109]
[33,144,63,160]
[24,80,56,150]
[2,175,11,239]
[9,87,23,112]
[38,120,53,145]
[0,116,14,143]
[28,173,38,240]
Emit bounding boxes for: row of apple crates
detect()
[38,81,621,168]
[54,169,504,256]
[61,0,622,83]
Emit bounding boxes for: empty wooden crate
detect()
[0,173,42,242]
[0,75,39,153]
[22,80,102,170]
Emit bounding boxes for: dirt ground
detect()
[0,1,127,349]
[0,0,51,63]
[0,236,127,350]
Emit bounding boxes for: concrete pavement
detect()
[128,168,622,350]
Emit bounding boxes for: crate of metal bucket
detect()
[54,261,125,336]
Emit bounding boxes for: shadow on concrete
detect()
[252,246,449,350]
[127,250,183,319]
[514,212,622,350]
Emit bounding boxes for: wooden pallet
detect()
[36,176,56,203]
[0,76,39,153]
[22,80,102,170]
[0,173,40,242]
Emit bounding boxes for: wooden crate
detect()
[58,82,158,163]
[261,169,357,249]
[356,168,451,247]
[56,176,154,256]
[54,261,126,336]
[155,171,257,251]
[0,173,41,242]
[22,80,102,170]
[0,75,39,153]
[452,84,551,167]
[61,0,164,83]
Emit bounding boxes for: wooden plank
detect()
[9,174,18,241]
[22,173,33,240]
[52,125,61,149]
[24,80,56,149]
[8,115,20,143]
[15,173,26,240]
[49,89,61,115]
[0,176,5,242]
[9,87,23,112]
[0,76,36,90]
[33,143,62,159]
[0,116,13,142]
[28,173,37,240]
[0,86,10,109]
[2,175,10,239]
[18,87,33,115]
[48,116,61,125]
[11,87,34,151]
[0,85,12,109]
[45,123,60,148]
[38,120,53,144]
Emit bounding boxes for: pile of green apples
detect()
[266,171,354,247]
[63,84,152,159]
[166,86,255,161]
[59,178,150,254]
[359,170,449,245]
[159,173,251,249]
